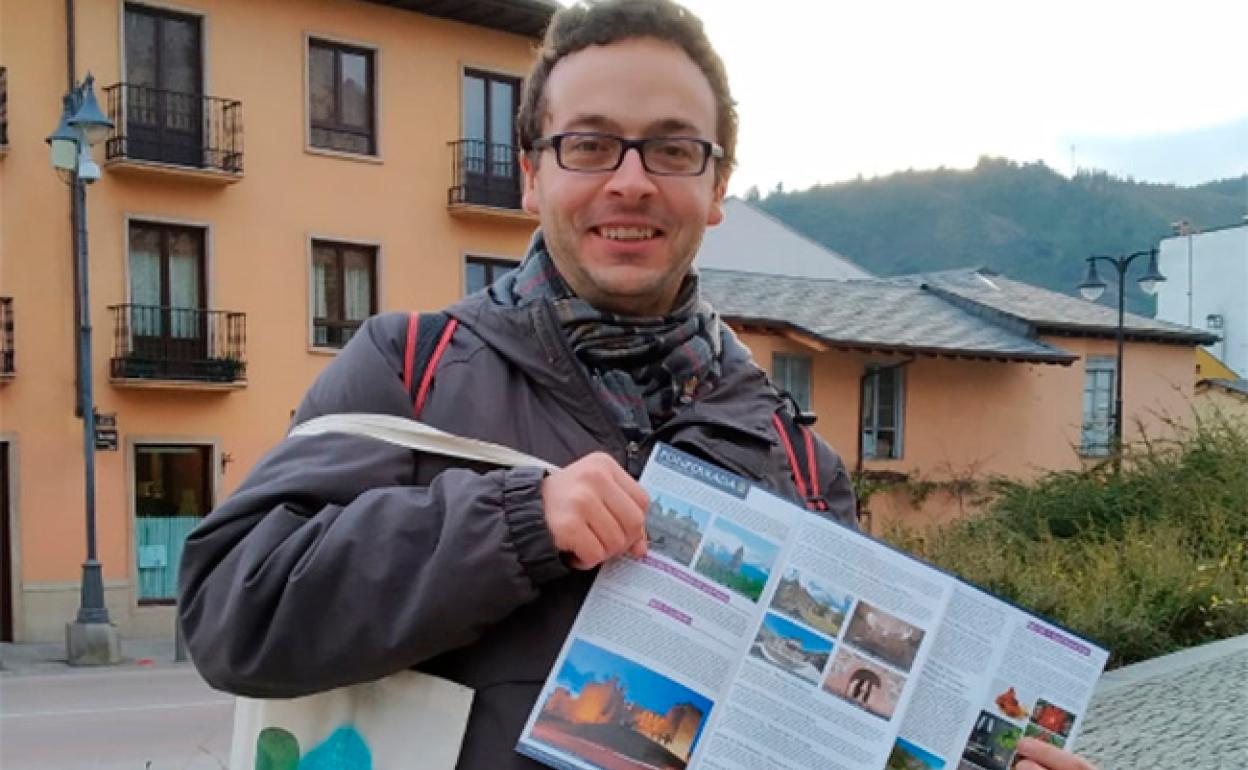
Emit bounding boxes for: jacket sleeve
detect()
[177,314,568,698]
[814,437,858,529]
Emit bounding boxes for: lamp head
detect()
[67,74,114,147]
[1137,250,1166,296]
[47,92,81,173]
[1078,259,1107,302]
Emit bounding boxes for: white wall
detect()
[1157,224,1248,377]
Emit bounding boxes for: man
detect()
[179,2,1095,769]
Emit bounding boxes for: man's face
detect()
[521,36,729,317]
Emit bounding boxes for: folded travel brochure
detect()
[517,443,1110,770]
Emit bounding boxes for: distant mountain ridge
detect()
[754,159,1248,315]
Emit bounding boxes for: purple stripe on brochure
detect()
[648,598,693,626]
[642,555,732,603]
[1027,620,1092,656]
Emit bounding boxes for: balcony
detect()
[447,139,533,222]
[103,83,243,182]
[1,297,13,381]
[109,304,247,388]
[1,66,8,156]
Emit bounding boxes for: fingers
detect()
[542,452,649,569]
[1014,738,1098,770]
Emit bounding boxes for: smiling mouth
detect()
[593,226,662,241]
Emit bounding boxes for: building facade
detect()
[1157,222,1248,377]
[0,0,551,642]
[703,267,1214,528]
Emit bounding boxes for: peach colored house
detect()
[0,0,552,642]
[702,266,1217,529]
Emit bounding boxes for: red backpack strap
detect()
[771,410,829,513]
[401,312,459,418]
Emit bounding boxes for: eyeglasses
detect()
[531,132,724,176]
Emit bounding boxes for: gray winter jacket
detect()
[178,289,856,770]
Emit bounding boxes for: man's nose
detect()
[604,146,658,200]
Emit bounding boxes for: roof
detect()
[891,268,1219,345]
[700,269,1076,364]
[1198,379,1248,398]
[696,199,874,281]
[361,0,556,38]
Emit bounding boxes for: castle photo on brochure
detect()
[692,517,779,602]
[532,639,713,770]
[645,493,712,567]
[770,568,853,637]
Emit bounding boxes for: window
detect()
[1081,356,1116,456]
[134,444,212,603]
[464,256,518,296]
[862,366,904,459]
[773,354,812,412]
[128,221,206,346]
[124,3,204,166]
[312,240,377,348]
[459,69,521,207]
[308,39,375,155]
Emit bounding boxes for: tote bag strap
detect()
[289,412,559,473]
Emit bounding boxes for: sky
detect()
[556,639,714,716]
[669,0,1248,197]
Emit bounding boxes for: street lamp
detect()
[46,73,120,665]
[1077,248,1166,460]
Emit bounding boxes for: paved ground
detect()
[1,639,232,770]
[2,634,1245,769]
[1077,634,1248,770]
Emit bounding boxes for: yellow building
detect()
[0,0,552,642]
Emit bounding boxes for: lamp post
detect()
[1077,248,1167,461]
[47,73,120,665]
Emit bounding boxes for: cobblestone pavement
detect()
[1078,634,1247,770]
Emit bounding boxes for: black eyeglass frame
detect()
[530,131,725,176]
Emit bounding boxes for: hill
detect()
[755,159,1247,315]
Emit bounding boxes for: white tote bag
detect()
[230,414,557,770]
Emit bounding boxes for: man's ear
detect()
[521,152,541,215]
[706,170,731,226]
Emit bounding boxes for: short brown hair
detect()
[517,0,737,182]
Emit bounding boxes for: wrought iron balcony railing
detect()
[1,66,8,148]
[109,304,246,383]
[103,83,243,173]
[1,297,13,377]
[448,139,522,210]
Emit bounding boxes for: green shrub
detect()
[882,416,1248,668]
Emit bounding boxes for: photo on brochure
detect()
[749,611,835,684]
[958,710,1022,770]
[842,600,926,673]
[1029,699,1076,738]
[990,682,1033,721]
[769,567,853,637]
[822,646,906,720]
[691,516,779,603]
[645,493,712,567]
[1023,722,1067,750]
[887,736,947,770]
[530,638,713,770]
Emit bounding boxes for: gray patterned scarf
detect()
[493,231,721,436]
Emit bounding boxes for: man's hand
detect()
[541,452,649,569]
[1014,737,1099,770]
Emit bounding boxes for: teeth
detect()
[600,227,656,241]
